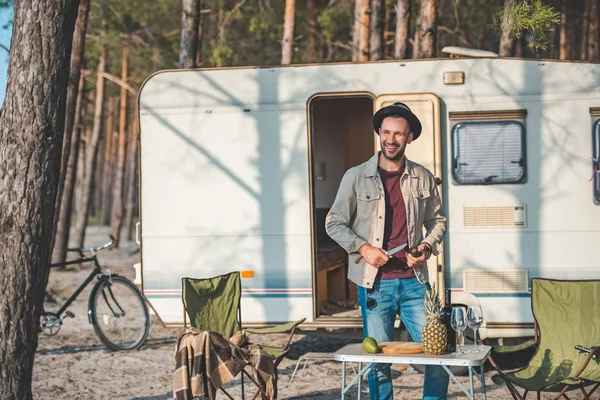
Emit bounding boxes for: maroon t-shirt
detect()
[377,166,415,279]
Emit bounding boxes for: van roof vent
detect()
[442,46,499,58]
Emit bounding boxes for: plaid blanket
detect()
[173,327,276,400]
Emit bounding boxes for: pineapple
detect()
[421,283,447,355]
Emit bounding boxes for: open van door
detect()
[374,94,444,292]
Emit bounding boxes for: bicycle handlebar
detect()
[79,235,115,254]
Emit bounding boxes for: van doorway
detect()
[308,94,375,323]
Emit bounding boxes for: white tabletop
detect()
[333,344,491,367]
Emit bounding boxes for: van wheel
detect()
[399,327,470,376]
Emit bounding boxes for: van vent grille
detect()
[463,269,529,293]
[463,205,526,228]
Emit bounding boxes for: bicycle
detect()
[40,235,150,351]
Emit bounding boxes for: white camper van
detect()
[137,56,600,340]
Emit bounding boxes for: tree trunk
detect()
[73,46,105,249]
[370,0,384,60]
[195,7,204,66]
[416,0,438,58]
[582,0,590,60]
[383,0,393,58]
[75,129,88,215]
[412,15,420,59]
[281,0,296,64]
[499,0,515,57]
[357,0,371,61]
[0,1,78,398]
[352,0,361,61]
[588,0,599,63]
[179,0,200,68]
[102,97,115,226]
[559,0,575,60]
[514,34,523,57]
[111,46,129,247]
[52,0,91,264]
[394,0,411,59]
[124,111,140,241]
[52,76,85,265]
[306,0,317,63]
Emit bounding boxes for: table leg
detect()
[442,365,474,400]
[469,366,474,398]
[341,361,346,400]
[357,362,362,400]
[481,365,487,400]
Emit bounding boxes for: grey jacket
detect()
[325,153,446,289]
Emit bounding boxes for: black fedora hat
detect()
[373,102,422,140]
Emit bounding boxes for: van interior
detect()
[309,94,375,320]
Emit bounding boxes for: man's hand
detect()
[359,244,390,268]
[407,243,431,268]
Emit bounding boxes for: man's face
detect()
[378,116,413,161]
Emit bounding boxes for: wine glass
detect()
[450,307,467,354]
[467,305,484,352]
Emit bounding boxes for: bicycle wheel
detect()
[90,275,150,351]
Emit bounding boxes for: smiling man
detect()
[326,102,448,400]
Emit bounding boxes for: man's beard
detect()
[382,145,405,161]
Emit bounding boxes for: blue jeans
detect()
[357,277,449,400]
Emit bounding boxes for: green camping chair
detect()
[182,271,306,400]
[489,279,600,400]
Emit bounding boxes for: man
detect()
[326,102,448,400]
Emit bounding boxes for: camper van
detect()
[136,55,600,340]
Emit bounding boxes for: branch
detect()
[219,0,249,43]
[99,72,137,95]
[0,42,8,53]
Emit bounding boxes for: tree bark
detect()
[74,45,105,249]
[0,1,78,398]
[124,110,140,241]
[588,0,599,63]
[383,0,393,58]
[559,0,574,60]
[306,0,318,63]
[52,76,85,265]
[499,0,515,57]
[357,0,371,61]
[179,0,200,68]
[111,46,129,247]
[581,0,590,61]
[52,0,91,264]
[102,97,115,226]
[416,0,438,58]
[75,128,88,215]
[352,0,361,61]
[281,0,296,64]
[370,0,384,60]
[394,0,411,59]
[195,7,204,66]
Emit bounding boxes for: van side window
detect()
[451,120,526,185]
[594,120,600,204]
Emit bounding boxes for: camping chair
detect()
[489,278,600,400]
[182,271,306,400]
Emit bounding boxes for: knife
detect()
[386,243,407,257]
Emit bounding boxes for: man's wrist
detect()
[358,243,369,256]
[421,242,432,258]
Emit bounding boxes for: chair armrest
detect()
[571,345,600,380]
[245,318,306,334]
[491,338,537,354]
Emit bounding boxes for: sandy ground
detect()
[32,227,588,399]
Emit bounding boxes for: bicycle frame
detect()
[49,256,102,318]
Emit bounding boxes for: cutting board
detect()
[378,341,423,354]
